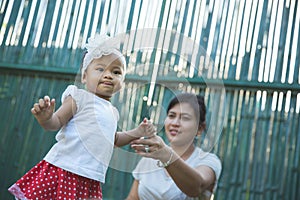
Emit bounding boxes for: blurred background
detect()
[0,0,299,199]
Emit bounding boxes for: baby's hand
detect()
[137,118,156,138]
[31,96,55,123]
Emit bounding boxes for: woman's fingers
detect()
[131,136,165,153]
[131,144,152,153]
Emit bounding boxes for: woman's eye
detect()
[181,116,191,121]
[168,114,175,118]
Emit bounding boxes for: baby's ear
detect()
[81,72,87,84]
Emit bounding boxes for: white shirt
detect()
[44,85,119,183]
[132,147,222,200]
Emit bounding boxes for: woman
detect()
[127,93,222,200]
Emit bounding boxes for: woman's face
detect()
[164,102,200,147]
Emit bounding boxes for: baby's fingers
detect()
[38,96,51,109]
[145,124,157,137]
[49,98,56,111]
[44,96,51,107]
[31,103,41,114]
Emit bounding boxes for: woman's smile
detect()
[169,129,180,136]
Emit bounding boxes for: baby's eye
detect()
[113,70,122,75]
[97,68,104,72]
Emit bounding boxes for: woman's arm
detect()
[126,180,140,200]
[166,155,216,197]
[31,95,76,131]
[130,136,216,197]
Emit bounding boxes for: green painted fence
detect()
[0,0,299,199]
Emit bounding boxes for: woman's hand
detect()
[130,135,173,164]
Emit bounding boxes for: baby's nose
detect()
[102,70,113,78]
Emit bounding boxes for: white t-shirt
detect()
[132,147,222,200]
[44,85,119,183]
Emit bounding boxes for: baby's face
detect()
[82,53,125,100]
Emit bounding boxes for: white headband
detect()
[82,34,126,80]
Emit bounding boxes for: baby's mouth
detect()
[99,81,113,86]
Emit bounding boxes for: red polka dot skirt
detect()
[8,160,102,200]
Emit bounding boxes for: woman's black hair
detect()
[167,93,206,129]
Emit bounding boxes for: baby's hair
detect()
[167,93,206,130]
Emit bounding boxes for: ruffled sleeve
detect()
[61,85,82,112]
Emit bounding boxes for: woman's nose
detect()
[170,117,180,126]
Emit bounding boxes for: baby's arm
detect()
[31,95,76,131]
[114,118,156,147]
